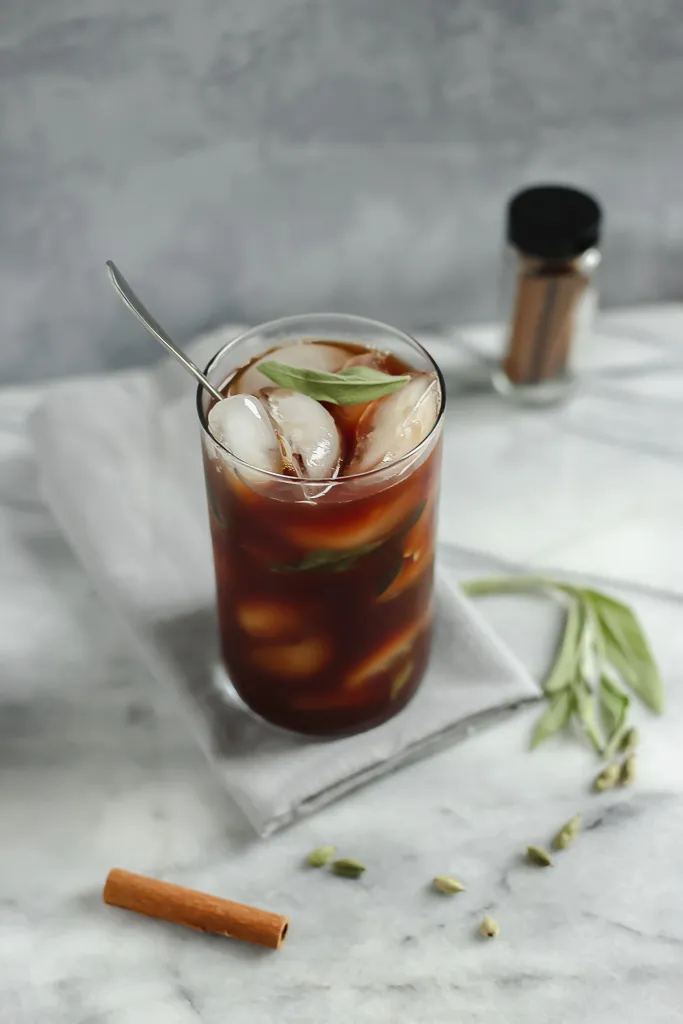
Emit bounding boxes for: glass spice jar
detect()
[493,185,602,405]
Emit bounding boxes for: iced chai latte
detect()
[198,315,444,736]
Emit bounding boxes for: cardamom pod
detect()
[480,915,500,939]
[306,845,336,868]
[433,875,466,895]
[620,727,639,754]
[526,845,553,867]
[620,753,637,786]
[331,858,366,879]
[552,813,582,851]
[594,761,620,792]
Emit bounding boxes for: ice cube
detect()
[237,599,308,639]
[250,636,332,678]
[208,394,282,474]
[345,605,432,689]
[264,389,341,480]
[235,342,347,396]
[345,373,440,475]
[284,478,419,550]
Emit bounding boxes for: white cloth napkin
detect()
[30,327,539,835]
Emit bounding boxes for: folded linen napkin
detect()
[30,327,539,835]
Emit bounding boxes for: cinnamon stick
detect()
[103,868,289,949]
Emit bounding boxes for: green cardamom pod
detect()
[433,875,466,895]
[552,813,582,851]
[331,858,366,879]
[306,845,336,868]
[620,727,639,754]
[526,845,553,867]
[480,915,500,939]
[620,753,637,786]
[594,761,620,792]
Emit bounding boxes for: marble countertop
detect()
[3,307,683,1023]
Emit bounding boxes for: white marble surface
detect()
[2,307,683,1022]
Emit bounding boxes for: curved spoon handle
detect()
[105,260,224,403]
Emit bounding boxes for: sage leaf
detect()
[598,674,630,755]
[572,680,605,755]
[376,554,404,598]
[585,591,664,713]
[461,575,549,597]
[543,598,582,695]
[258,361,410,405]
[271,540,384,574]
[398,500,427,536]
[531,688,573,749]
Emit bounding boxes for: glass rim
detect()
[196,312,446,484]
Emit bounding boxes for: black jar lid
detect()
[506,184,602,259]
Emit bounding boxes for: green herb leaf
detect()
[531,688,573,749]
[572,679,605,754]
[461,575,550,597]
[543,598,582,695]
[398,500,427,535]
[598,674,630,755]
[271,540,384,574]
[585,591,664,713]
[376,554,404,597]
[258,361,410,405]
[463,574,665,760]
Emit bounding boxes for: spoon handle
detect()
[105,260,224,403]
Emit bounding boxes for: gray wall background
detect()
[2,0,682,384]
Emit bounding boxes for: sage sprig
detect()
[258,361,410,405]
[462,575,664,755]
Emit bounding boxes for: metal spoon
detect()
[105,260,224,402]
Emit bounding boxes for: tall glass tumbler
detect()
[197,315,445,737]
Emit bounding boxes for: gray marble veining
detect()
[2,1,683,383]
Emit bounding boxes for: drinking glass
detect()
[197,314,445,736]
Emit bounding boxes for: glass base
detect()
[492,367,577,406]
[211,659,421,740]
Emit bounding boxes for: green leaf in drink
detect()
[270,540,385,574]
[258,361,410,405]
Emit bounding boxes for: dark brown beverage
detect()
[198,317,444,737]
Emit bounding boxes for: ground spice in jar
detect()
[495,185,602,403]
